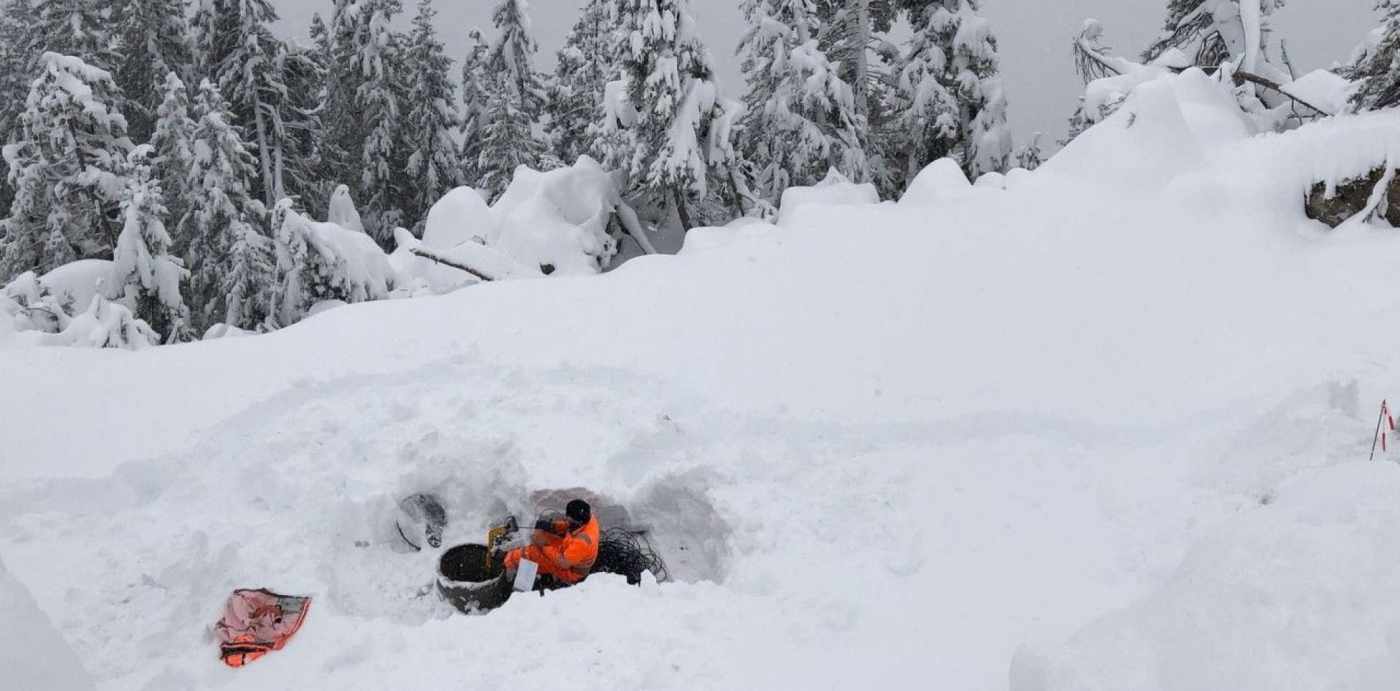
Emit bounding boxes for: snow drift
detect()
[3,71,1400,690]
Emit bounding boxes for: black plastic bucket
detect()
[437,544,512,614]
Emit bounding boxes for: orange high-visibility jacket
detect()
[505,515,600,584]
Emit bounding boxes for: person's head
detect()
[566,499,591,526]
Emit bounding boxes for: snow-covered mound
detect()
[4,71,1400,690]
[778,168,881,226]
[900,157,973,205]
[395,158,645,293]
[490,157,624,275]
[39,259,115,309]
[421,187,496,251]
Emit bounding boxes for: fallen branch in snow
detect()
[409,247,496,282]
[1229,69,1333,117]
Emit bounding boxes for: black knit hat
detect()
[566,499,591,524]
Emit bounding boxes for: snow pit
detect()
[525,481,731,584]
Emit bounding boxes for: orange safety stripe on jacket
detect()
[504,515,600,584]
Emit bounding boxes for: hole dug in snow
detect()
[324,472,733,622]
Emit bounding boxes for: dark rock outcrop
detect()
[1306,168,1400,228]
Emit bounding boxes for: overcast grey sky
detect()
[271,0,1375,147]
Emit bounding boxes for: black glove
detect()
[535,518,556,533]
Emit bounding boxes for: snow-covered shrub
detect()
[2,266,164,350]
[45,296,160,349]
[1,271,70,336]
[272,200,394,326]
[490,157,632,274]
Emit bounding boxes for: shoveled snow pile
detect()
[3,71,1400,690]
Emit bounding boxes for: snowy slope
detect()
[4,72,1400,689]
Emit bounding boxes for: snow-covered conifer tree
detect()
[199,1,326,212]
[111,0,194,143]
[738,0,868,203]
[1143,0,1287,70]
[149,73,198,255]
[184,79,266,333]
[0,0,38,214]
[310,12,332,57]
[893,1,1011,182]
[222,219,276,330]
[816,0,899,193]
[402,0,463,229]
[475,0,548,200]
[1349,1,1400,111]
[459,29,491,187]
[611,0,724,229]
[33,0,116,68]
[544,0,616,165]
[351,0,408,245]
[111,147,190,341]
[818,0,897,117]
[0,53,133,281]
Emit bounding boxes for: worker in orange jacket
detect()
[504,499,600,589]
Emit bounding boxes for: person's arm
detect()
[560,530,596,568]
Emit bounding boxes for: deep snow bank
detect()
[3,71,1400,690]
[1013,462,1400,691]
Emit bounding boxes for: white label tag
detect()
[513,558,539,592]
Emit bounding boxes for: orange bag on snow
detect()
[214,589,311,668]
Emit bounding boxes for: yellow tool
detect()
[484,516,518,570]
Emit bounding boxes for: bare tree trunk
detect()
[673,186,693,231]
[852,0,870,117]
[252,100,276,208]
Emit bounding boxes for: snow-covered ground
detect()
[4,71,1400,689]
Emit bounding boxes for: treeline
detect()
[1,0,1398,345]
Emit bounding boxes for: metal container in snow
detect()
[437,544,512,614]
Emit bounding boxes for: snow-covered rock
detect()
[0,556,95,691]
[778,168,880,226]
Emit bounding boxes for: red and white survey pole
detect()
[1371,400,1395,461]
